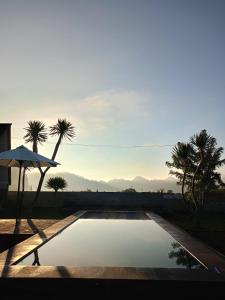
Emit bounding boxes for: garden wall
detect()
[4,191,184,212]
[3,192,225,213]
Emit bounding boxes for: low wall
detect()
[4,192,185,212]
[3,192,225,213]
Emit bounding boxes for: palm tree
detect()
[166,130,225,211]
[23,121,48,213]
[190,130,217,206]
[46,177,67,193]
[49,118,75,160]
[24,121,47,153]
[166,142,194,205]
[33,119,75,206]
[195,144,225,206]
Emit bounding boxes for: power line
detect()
[45,142,175,148]
[12,138,174,149]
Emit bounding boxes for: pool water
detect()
[17,216,205,269]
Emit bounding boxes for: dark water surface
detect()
[17,216,205,269]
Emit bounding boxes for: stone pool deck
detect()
[0,210,225,275]
[147,212,225,273]
[0,219,59,234]
[0,210,225,286]
[0,211,86,266]
[1,211,225,298]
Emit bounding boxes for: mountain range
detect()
[10,171,181,193]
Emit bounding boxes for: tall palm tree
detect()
[23,121,48,153]
[49,118,75,160]
[166,142,194,205]
[23,121,48,213]
[196,145,225,206]
[167,130,225,212]
[33,119,75,206]
[190,129,216,205]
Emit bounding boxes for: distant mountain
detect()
[108,176,179,192]
[27,172,117,192]
[17,171,180,193]
[9,168,32,191]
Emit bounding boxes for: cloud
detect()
[68,90,149,135]
[4,89,149,141]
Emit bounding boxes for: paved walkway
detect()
[0,219,59,234]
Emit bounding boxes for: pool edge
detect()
[1,210,225,281]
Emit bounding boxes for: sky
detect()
[0,0,225,180]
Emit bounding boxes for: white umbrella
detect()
[0,145,59,168]
[0,145,59,221]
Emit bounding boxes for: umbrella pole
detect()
[16,161,22,225]
[19,167,26,218]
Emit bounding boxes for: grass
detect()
[160,211,225,231]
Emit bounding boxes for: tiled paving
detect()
[0,265,223,281]
[0,219,59,234]
[0,211,86,266]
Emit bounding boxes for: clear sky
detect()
[1,0,225,180]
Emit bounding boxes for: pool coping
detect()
[0,210,225,282]
[0,210,87,266]
[146,212,225,274]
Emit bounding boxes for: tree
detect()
[49,118,75,160]
[122,188,137,193]
[166,142,194,205]
[190,130,216,206]
[24,118,75,207]
[24,121,47,153]
[35,119,75,205]
[166,130,225,211]
[167,190,174,194]
[22,121,48,211]
[46,177,67,193]
[192,132,225,206]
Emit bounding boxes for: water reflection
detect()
[168,243,203,269]
[17,219,205,269]
[32,249,41,266]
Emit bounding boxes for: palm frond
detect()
[23,120,48,144]
[49,118,75,141]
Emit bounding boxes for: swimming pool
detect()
[16,212,205,269]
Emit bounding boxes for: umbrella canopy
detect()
[0,145,59,167]
[0,145,59,223]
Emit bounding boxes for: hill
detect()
[18,172,180,193]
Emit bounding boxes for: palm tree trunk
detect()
[31,172,45,209]
[51,135,62,160]
[16,162,22,225]
[19,167,26,218]
[33,140,38,153]
[32,135,62,208]
[201,189,205,208]
[191,163,201,210]
[181,171,187,206]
